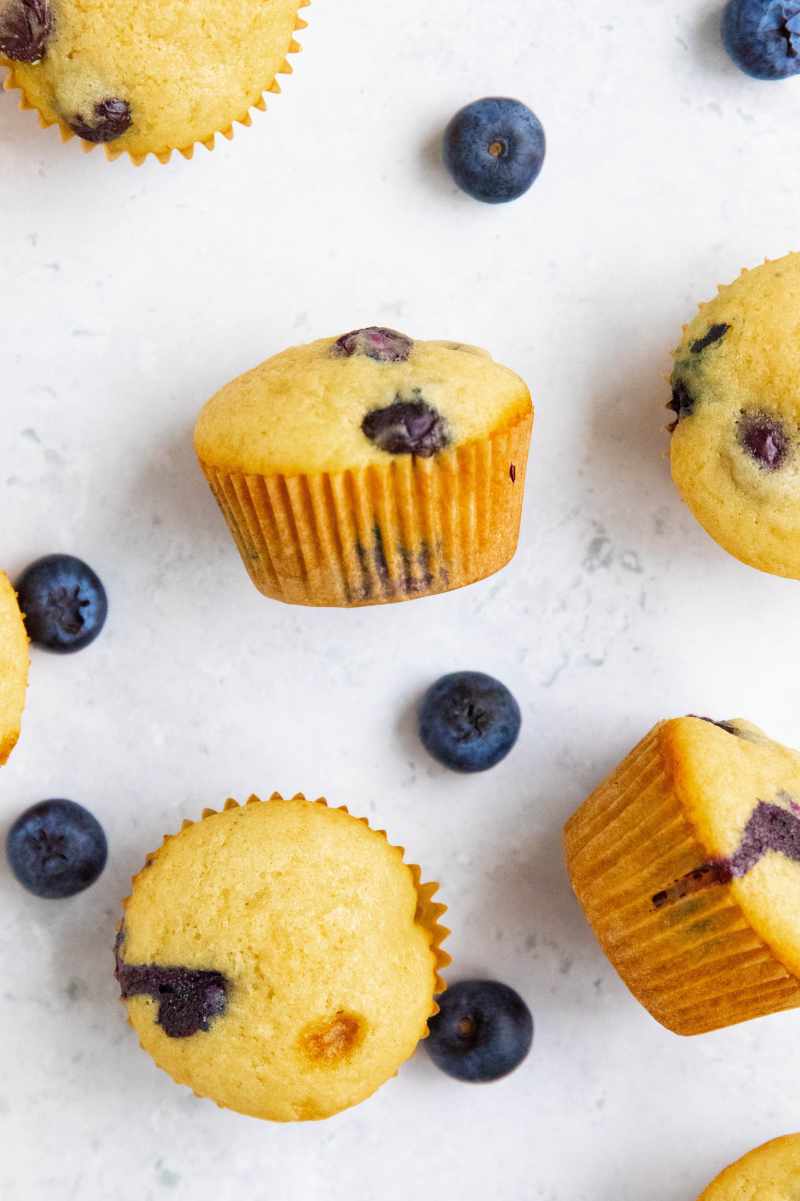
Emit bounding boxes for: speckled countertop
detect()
[3,2,800,1198]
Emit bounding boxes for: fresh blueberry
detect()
[16,554,107,653]
[418,671,521,772]
[426,980,533,1083]
[6,799,107,899]
[722,0,800,80]
[443,97,545,204]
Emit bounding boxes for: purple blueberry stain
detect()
[331,327,413,363]
[362,392,450,457]
[115,931,229,1039]
[667,376,695,431]
[652,795,800,910]
[738,412,789,470]
[690,323,731,354]
[0,0,52,62]
[67,97,132,143]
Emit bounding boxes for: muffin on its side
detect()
[697,1134,800,1200]
[0,571,29,764]
[0,0,309,163]
[115,793,450,1122]
[194,327,533,606]
[565,716,800,1035]
[669,253,800,578]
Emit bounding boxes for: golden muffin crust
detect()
[1,0,306,161]
[698,1135,800,1200]
[117,795,449,1122]
[194,331,532,476]
[0,571,29,765]
[662,717,800,980]
[670,253,800,578]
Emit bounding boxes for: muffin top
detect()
[194,327,532,476]
[656,717,800,977]
[116,794,448,1122]
[698,1135,800,1200]
[669,253,800,578]
[0,0,305,160]
[0,572,29,765]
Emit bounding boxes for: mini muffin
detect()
[564,716,800,1035]
[194,327,533,606]
[0,0,308,163]
[669,253,800,578]
[115,793,450,1122]
[0,572,29,764]
[697,1135,800,1200]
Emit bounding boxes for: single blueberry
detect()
[6,799,107,899]
[426,980,533,1083]
[443,97,546,204]
[362,395,450,457]
[67,97,132,143]
[722,0,800,80]
[331,327,413,363]
[16,554,107,653]
[738,411,789,469]
[418,671,521,772]
[0,0,52,62]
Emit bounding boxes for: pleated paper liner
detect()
[200,410,533,607]
[564,724,800,1035]
[1,0,308,165]
[118,792,451,1052]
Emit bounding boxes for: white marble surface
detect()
[3,1,800,1197]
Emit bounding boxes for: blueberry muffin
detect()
[115,793,450,1121]
[669,254,800,578]
[0,572,29,764]
[194,327,533,606]
[697,1135,800,1200]
[564,716,800,1035]
[0,0,308,163]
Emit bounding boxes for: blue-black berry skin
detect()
[16,554,107,653]
[426,980,533,1083]
[6,799,108,899]
[419,671,521,772]
[443,97,546,204]
[722,0,800,80]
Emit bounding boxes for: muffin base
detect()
[0,1,309,165]
[199,412,533,607]
[564,725,800,1035]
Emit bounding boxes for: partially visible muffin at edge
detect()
[194,326,534,607]
[669,253,800,578]
[0,0,309,162]
[697,1134,800,1200]
[0,571,29,764]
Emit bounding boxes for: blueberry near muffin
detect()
[0,0,309,163]
[194,327,533,607]
[115,794,450,1122]
[564,716,800,1035]
[668,253,800,578]
[0,571,29,765]
[697,1134,800,1200]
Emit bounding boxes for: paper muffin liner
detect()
[117,792,451,1095]
[200,411,533,607]
[1,1,309,165]
[563,725,800,1035]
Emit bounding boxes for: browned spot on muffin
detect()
[299,1011,366,1065]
